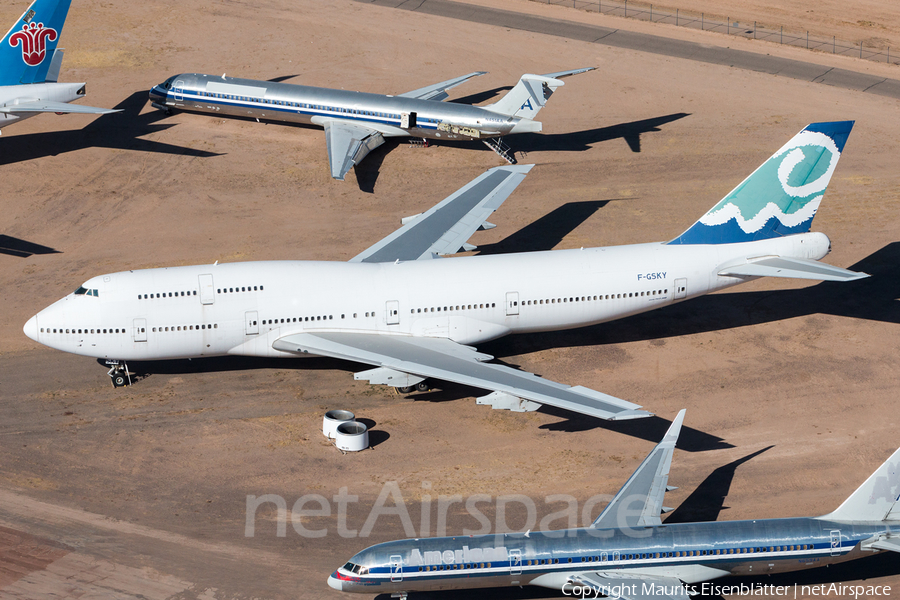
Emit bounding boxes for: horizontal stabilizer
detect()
[591,410,685,529]
[718,256,869,281]
[398,71,487,102]
[867,536,900,553]
[272,331,650,421]
[350,165,533,263]
[0,99,119,114]
[540,67,595,79]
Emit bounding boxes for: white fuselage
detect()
[24,233,831,362]
[0,81,86,129]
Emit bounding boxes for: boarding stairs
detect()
[483,137,517,164]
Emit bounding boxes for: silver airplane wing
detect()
[350,164,532,263]
[397,71,487,101]
[0,100,119,115]
[571,573,690,600]
[540,67,596,79]
[321,119,385,181]
[271,332,650,421]
[590,409,686,529]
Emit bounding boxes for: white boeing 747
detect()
[24,122,867,421]
[0,0,117,133]
[148,68,593,180]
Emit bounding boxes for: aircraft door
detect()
[173,79,184,103]
[386,300,400,325]
[400,112,417,129]
[674,278,687,299]
[509,549,522,575]
[506,291,519,316]
[133,318,147,342]
[390,555,403,582]
[245,311,259,335]
[198,274,215,305]
[830,530,841,556]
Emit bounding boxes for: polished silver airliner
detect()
[329,410,900,599]
[24,122,866,420]
[0,0,117,133]
[148,68,592,180]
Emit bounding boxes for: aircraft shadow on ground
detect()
[0,90,222,166]
[664,446,773,524]
[0,234,60,258]
[355,139,403,193]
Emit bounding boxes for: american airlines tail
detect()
[668,121,854,245]
[484,73,568,121]
[0,0,71,85]
[819,444,900,522]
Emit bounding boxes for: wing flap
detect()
[0,99,119,115]
[321,119,384,181]
[571,573,689,600]
[718,256,869,281]
[398,71,487,101]
[350,165,533,263]
[591,410,685,529]
[272,332,649,421]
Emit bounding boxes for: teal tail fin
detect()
[668,121,853,245]
[0,0,71,85]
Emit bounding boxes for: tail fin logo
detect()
[520,98,533,112]
[697,131,840,235]
[9,21,58,66]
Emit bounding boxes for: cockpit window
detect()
[75,286,99,297]
[342,562,356,572]
[163,76,175,90]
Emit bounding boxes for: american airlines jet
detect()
[0,0,117,133]
[147,68,592,180]
[330,410,900,598]
[24,122,866,421]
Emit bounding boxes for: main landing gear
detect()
[106,360,132,388]
[395,380,431,394]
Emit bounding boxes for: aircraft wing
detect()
[271,332,651,421]
[320,118,385,181]
[571,573,689,600]
[350,164,532,263]
[0,100,119,115]
[398,71,487,101]
[718,256,869,282]
[540,67,596,79]
[590,410,685,529]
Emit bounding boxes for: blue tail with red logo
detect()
[0,0,71,85]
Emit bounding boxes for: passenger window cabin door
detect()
[133,318,147,342]
[199,274,215,305]
[245,311,259,335]
[390,555,402,582]
[173,79,184,103]
[506,291,519,316]
[674,278,687,299]
[509,549,522,575]
[386,300,400,325]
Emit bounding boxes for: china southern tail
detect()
[0,0,117,133]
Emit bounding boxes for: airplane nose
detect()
[23,315,38,342]
[327,574,343,591]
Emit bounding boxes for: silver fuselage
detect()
[329,517,897,593]
[148,73,532,141]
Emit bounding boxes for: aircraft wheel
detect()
[415,381,430,393]
[112,371,127,387]
[397,386,415,394]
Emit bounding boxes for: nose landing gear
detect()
[106,360,132,388]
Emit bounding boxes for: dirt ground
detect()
[1,0,899,598]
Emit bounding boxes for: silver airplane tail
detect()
[484,68,593,121]
[819,445,900,522]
